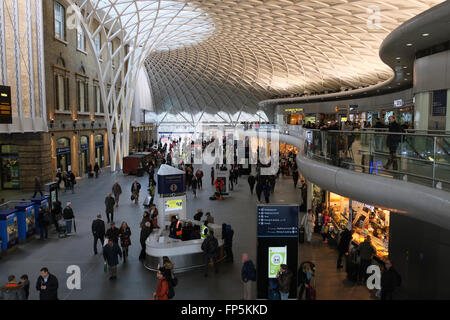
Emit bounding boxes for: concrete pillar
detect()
[306,180,313,211]
[414,91,431,131]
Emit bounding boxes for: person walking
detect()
[205,212,215,224]
[51,200,62,233]
[277,264,293,300]
[56,169,62,189]
[384,116,403,171]
[19,275,30,300]
[104,193,115,223]
[255,181,263,202]
[139,221,153,261]
[233,166,239,184]
[191,176,198,198]
[69,171,76,194]
[380,259,401,300]
[300,209,316,243]
[35,268,58,300]
[153,269,169,300]
[94,163,100,178]
[33,176,43,198]
[223,224,234,263]
[248,173,256,195]
[229,169,234,191]
[119,222,131,263]
[241,253,256,300]
[298,262,315,300]
[91,214,105,255]
[195,168,203,190]
[131,180,141,205]
[63,202,74,235]
[193,208,203,221]
[105,222,120,245]
[210,167,214,185]
[0,275,26,300]
[201,229,219,277]
[292,168,299,189]
[357,235,376,284]
[112,181,122,207]
[103,239,122,280]
[337,228,354,268]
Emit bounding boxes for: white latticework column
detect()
[65,0,214,171]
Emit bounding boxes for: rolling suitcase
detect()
[298,227,305,243]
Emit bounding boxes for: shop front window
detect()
[56,138,71,173]
[0,145,20,190]
[95,134,104,167]
[80,136,89,174]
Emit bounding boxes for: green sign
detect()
[268,246,287,278]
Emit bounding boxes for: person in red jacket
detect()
[214,177,224,199]
[153,270,169,300]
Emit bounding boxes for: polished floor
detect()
[0,166,374,300]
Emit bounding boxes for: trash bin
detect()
[15,202,36,242]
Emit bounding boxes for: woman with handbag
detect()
[119,222,131,263]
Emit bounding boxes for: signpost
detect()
[0,85,12,124]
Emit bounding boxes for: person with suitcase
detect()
[300,210,315,243]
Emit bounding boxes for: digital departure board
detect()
[257,205,299,238]
[0,85,12,124]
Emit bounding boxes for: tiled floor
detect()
[0,166,373,300]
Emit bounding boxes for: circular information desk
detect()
[144,220,224,272]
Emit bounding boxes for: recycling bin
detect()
[0,209,19,251]
[15,201,36,241]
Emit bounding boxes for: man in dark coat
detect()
[139,221,153,261]
[104,193,115,223]
[94,163,100,178]
[112,181,122,207]
[62,202,75,234]
[105,222,120,244]
[384,116,403,170]
[255,181,263,202]
[292,169,299,188]
[337,229,354,268]
[103,239,122,280]
[381,259,401,300]
[247,173,256,194]
[35,268,58,300]
[92,214,106,255]
[223,224,234,263]
[201,229,219,277]
[210,167,214,185]
[51,200,62,232]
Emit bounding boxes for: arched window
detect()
[56,137,70,147]
[76,65,89,113]
[54,57,69,112]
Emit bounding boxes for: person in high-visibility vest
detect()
[169,216,183,239]
[201,221,209,240]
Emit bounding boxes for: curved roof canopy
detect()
[85,0,445,123]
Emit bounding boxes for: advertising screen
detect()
[165,199,183,212]
[268,246,287,278]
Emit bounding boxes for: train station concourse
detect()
[0,0,449,304]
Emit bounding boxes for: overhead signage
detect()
[257,205,298,238]
[56,147,71,155]
[394,99,404,107]
[0,85,12,124]
[268,246,287,278]
[432,90,447,116]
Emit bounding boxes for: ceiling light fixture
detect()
[406,43,413,47]
[422,33,430,37]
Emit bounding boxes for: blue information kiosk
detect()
[31,196,50,231]
[0,209,19,251]
[15,202,36,241]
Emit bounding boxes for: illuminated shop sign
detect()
[394,99,404,107]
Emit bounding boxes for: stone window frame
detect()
[75,66,90,115]
[53,57,70,114]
